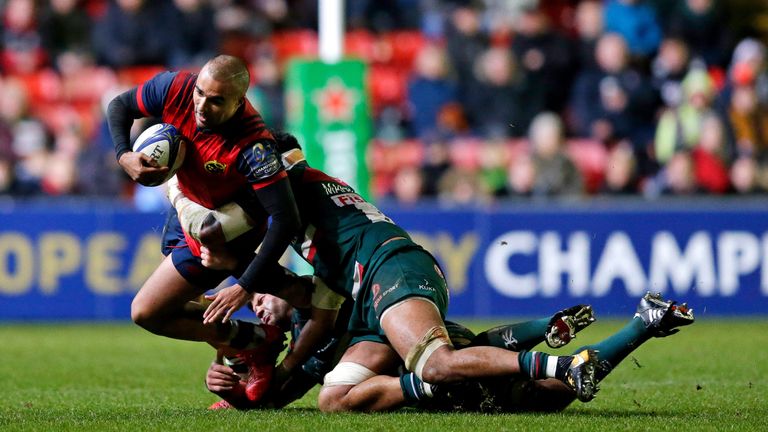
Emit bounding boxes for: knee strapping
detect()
[323,362,377,387]
[404,325,451,380]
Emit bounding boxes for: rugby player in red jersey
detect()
[107,56,297,383]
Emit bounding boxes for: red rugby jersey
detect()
[135,71,286,255]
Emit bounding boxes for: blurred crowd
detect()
[1,0,767,208]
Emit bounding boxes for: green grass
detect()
[1,318,766,431]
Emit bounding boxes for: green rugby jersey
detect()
[287,162,412,300]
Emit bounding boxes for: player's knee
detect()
[130,298,159,331]
[419,346,459,383]
[317,385,351,412]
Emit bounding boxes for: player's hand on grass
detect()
[118,151,169,185]
[203,284,251,324]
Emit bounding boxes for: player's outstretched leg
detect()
[470,305,596,351]
[516,348,600,402]
[574,291,694,382]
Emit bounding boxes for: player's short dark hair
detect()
[204,55,250,96]
[270,129,302,153]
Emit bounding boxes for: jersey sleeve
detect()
[135,71,177,118]
[236,140,287,190]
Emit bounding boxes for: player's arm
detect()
[107,71,176,185]
[202,142,301,324]
[274,277,345,391]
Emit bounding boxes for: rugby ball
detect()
[132,123,186,186]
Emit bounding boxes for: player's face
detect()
[193,70,243,128]
[252,293,292,330]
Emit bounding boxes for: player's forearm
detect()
[107,88,143,161]
[237,179,301,292]
[281,308,337,372]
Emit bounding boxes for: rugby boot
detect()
[545,304,596,348]
[634,292,694,337]
[560,349,599,402]
[207,380,256,410]
[207,399,234,410]
[233,323,286,402]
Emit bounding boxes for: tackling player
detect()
[203,292,596,410]
[203,291,694,413]
[107,56,299,374]
[173,130,601,410]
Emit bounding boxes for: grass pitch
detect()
[0,318,765,431]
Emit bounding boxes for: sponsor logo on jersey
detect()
[204,160,226,174]
[322,182,354,196]
[331,192,365,207]
[418,279,436,292]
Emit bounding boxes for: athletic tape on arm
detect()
[404,325,450,380]
[323,362,377,387]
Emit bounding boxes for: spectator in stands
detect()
[573,0,604,74]
[0,80,15,193]
[246,53,284,130]
[724,76,768,161]
[464,47,539,138]
[420,133,451,197]
[92,0,173,68]
[511,6,575,113]
[39,0,92,71]
[651,38,691,108]
[692,114,730,194]
[347,0,412,33]
[506,152,536,197]
[729,155,763,194]
[665,0,732,68]
[406,42,460,139]
[444,3,489,104]
[391,165,425,206]
[721,38,768,111]
[41,151,78,195]
[437,166,489,206]
[657,151,701,196]
[477,138,510,198]
[599,141,638,195]
[527,112,583,197]
[603,0,662,61]
[0,78,51,195]
[654,67,717,165]
[75,90,128,197]
[167,0,219,69]
[569,33,658,153]
[1,0,46,74]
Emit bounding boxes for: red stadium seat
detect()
[116,66,165,86]
[344,29,376,62]
[449,137,483,171]
[271,30,318,65]
[368,65,407,113]
[16,69,62,104]
[384,31,427,68]
[61,66,117,104]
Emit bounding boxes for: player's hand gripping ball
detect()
[132,123,186,186]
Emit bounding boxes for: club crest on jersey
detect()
[204,160,226,174]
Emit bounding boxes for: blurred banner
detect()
[284,59,372,200]
[1,202,767,320]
